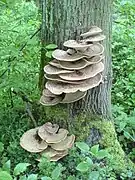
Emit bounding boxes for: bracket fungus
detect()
[40,26,105,106]
[20,122,75,161]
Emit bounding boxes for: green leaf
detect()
[0,142,4,153]
[41,177,52,180]
[45,44,57,50]
[19,175,27,180]
[27,174,38,180]
[0,171,12,180]
[76,142,90,152]
[51,164,62,179]
[67,176,76,180]
[45,51,53,58]
[76,162,90,172]
[86,157,93,166]
[2,160,11,173]
[13,163,31,176]
[97,150,108,159]
[88,171,100,180]
[90,145,99,155]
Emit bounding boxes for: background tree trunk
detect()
[40,0,134,172]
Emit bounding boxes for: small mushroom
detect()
[60,91,87,104]
[40,95,63,106]
[59,62,104,81]
[51,134,75,151]
[41,147,68,158]
[50,151,68,161]
[44,64,73,75]
[52,49,84,62]
[80,26,103,38]
[80,43,104,57]
[84,34,106,42]
[39,122,59,134]
[63,40,92,51]
[20,128,48,153]
[46,73,102,95]
[38,128,69,144]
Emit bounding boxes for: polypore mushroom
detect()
[84,34,106,42]
[40,94,63,106]
[80,43,104,57]
[52,49,84,62]
[63,40,92,51]
[50,151,68,161]
[49,59,62,68]
[39,122,59,134]
[46,73,102,95]
[51,134,75,151]
[44,64,74,75]
[45,74,84,84]
[59,62,104,81]
[61,91,87,104]
[20,127,48,153]
[80,26,102,38]
[38,127,69,143]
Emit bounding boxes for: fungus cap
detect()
[38,128,69,144]
[52,49,84,62]
[61,91,87,104]
[80,26,102,38]
[59,62,104,81]
[84,34,106,42]
[44,64,73,75]
[20,128,48,153]
[40,95,63,106]
[80,43,104,57]
[45,74,83,84]
[42,89,56,97]
[39,122,59,134]
[51,134,75,151]
[50,151,68,161]
[59,55,104,70]
[46,74,102,95]
[49,59,62,68]
[63,40,92,51]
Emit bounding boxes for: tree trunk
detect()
[41,0,134,172]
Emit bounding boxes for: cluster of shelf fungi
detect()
[40,26,105,106]
[20,26,106,161]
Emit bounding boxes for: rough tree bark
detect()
[40,0,134,172]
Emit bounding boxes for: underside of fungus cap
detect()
[63,40,92,51]
[59,58,88,70]
[45,74,84,84]
[44,64,73,75]
[81,43,104,57]
[38,128,69,144]
[20,128,48,153]
[46,74,102,95]
[59,62,104,81]
[49,59,62,68]
[51,134,75,151]
[52,49,84,62]
[80,26,103,38]
[40,95,63,106]
[84,34,106,42]
[61,91,87,104]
